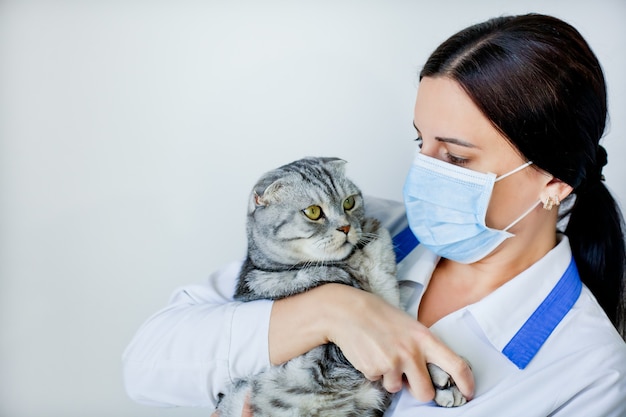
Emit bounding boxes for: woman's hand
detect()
[210,406,252,417]
[327,284,473,401]
[271,283,474,403]
[210,394,253,417]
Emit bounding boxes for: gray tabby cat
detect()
[216,157,466,417]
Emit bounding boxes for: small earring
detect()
[543,197,553,211]
[542,195,560,211]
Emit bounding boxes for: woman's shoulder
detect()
[549,286,626,366]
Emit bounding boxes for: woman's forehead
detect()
[414,77,511,151]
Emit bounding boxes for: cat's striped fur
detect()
[216,157,465,417]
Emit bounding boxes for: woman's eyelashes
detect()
[444,152,469,166]
[414,136,470,166]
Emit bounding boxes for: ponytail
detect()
[565,173,626,337]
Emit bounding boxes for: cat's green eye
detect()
[303,205,323,220]
[343,196,356,211]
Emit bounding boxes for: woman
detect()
[123,14,626,416]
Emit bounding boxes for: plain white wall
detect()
[0,1,624,416]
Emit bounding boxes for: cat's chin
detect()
[302,243,354,263]
[325,243,356,262]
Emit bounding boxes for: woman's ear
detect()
[541,177,573,210]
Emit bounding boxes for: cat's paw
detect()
[427,363,467,408]
[360,217,382,237]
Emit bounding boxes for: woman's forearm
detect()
[268,284,339,365]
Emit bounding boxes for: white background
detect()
[1,1,624,416]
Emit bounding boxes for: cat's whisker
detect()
[358,232,379,246]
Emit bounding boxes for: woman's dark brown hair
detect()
[420,13,625,336]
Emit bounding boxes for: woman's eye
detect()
[414,136,423,149]
[445,152,469,166]
[343,196,356,211]
[302,205,323,220]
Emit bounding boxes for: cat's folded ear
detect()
[253,180,284,207]
[317,157,347,174]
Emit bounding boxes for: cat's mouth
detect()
[331,240,356,260]
[308,234,358,261]
[313,244,355,263]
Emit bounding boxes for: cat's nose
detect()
[337,225,350,235]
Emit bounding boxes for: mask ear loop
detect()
[494,161,534,182]
[494,160,538,232]
[503,200,542,232]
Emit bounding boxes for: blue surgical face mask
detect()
[403,151,538,264]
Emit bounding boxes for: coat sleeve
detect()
[122,260,273,408]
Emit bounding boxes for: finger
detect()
[242,392,254,417]
[210,412,219,417]
[381,370,404,393]
[242,401,254,417]
[363,373,382,382]
[403,358,436,402]
[427,351,474,400]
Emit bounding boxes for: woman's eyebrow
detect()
[412,121,478,148]
[437,136,478,148]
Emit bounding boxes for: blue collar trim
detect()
[502,257,582,369]
[392,226,419,263]
[392,226,582,370]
